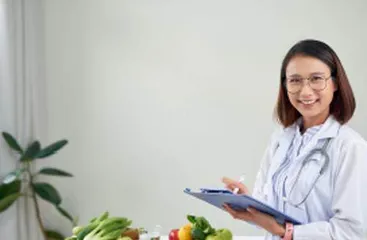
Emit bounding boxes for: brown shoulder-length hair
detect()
[275,39,356,128]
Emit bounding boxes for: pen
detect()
[233,174,246,194]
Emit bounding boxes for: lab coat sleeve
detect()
[292,140,367,240]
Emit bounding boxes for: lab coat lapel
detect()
[285,116,341,198]
[264,126,295,208]
[266,126,295,189]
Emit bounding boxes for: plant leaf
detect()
[20,141,41,161]
[56,205,74,223]
[2,168,25,184]
[0,193,21,213]
[33,182,61,205]
[187,215,196,224]
[45,229,64,240]
[2,132,23,154]
[39,168,73,177]
[36,140,68,159]
[0,180,21,201]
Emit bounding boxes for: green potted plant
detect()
[0,131,77,240]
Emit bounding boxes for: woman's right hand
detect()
[222,176,249,195]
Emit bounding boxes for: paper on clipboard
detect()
[184,188,302,226]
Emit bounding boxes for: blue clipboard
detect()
[184,188,302,225]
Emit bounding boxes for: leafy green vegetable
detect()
[65,237,77,240]
[65,211,132,240]
[187,215,215,240]
[191,228,206,240]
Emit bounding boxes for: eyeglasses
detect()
[284,75,332,94]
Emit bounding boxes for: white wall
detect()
[42,0,367,236]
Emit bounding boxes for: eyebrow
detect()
[288,72,326,77]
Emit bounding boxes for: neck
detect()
[301,111,330,133]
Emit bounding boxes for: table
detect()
[160,236,265,240]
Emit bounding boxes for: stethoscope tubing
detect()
[282,138,332,208]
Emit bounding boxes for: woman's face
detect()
[285,55,337,124]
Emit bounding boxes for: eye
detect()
[289,78,302,83]
[311,76,324,81]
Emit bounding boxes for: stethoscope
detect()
[282,138,332,208]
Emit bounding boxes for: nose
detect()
[299,81,314,97]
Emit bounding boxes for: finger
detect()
[222,177,242,191]
[248,207,270,221]
[248,207,271,219]
[222,176,235,184]
[235,210,252,221]
[223,204,252,221]
[222,204,236,218]
[222,204,239,216]
[223,204,244,215]
[247,207,257,214]
[222,177,235,189]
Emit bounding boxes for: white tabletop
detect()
[160,236,264,240]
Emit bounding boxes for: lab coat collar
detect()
[316,115,341,139]
[282,114,341,141]
[272,114,341,169]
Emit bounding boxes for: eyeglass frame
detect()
[283,75,333,94]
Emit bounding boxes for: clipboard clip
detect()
[184,188,233,194]
[199,188,233,194]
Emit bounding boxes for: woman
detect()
[222,39,367,239]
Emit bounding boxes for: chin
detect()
[295,107,322,119]
[297,107,330,121]
[300,112,321,119]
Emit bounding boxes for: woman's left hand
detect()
[223,204,285,237]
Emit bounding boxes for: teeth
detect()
[301,100,316,105]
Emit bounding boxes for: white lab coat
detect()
[252,115,367,239]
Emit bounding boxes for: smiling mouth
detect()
[298,99,318,105]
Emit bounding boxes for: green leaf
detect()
[187,215,196,224]
[45,229,65,240]
[20,141,41,161]
[56,205,74,222]
[39,168,73,177]
[0,180,21,201]
[36,140,68,159]
[0,193,21,213]
[2,168,25,184]
[0,179,22,213]
[2,132,23,154]
[33,182,61,205]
